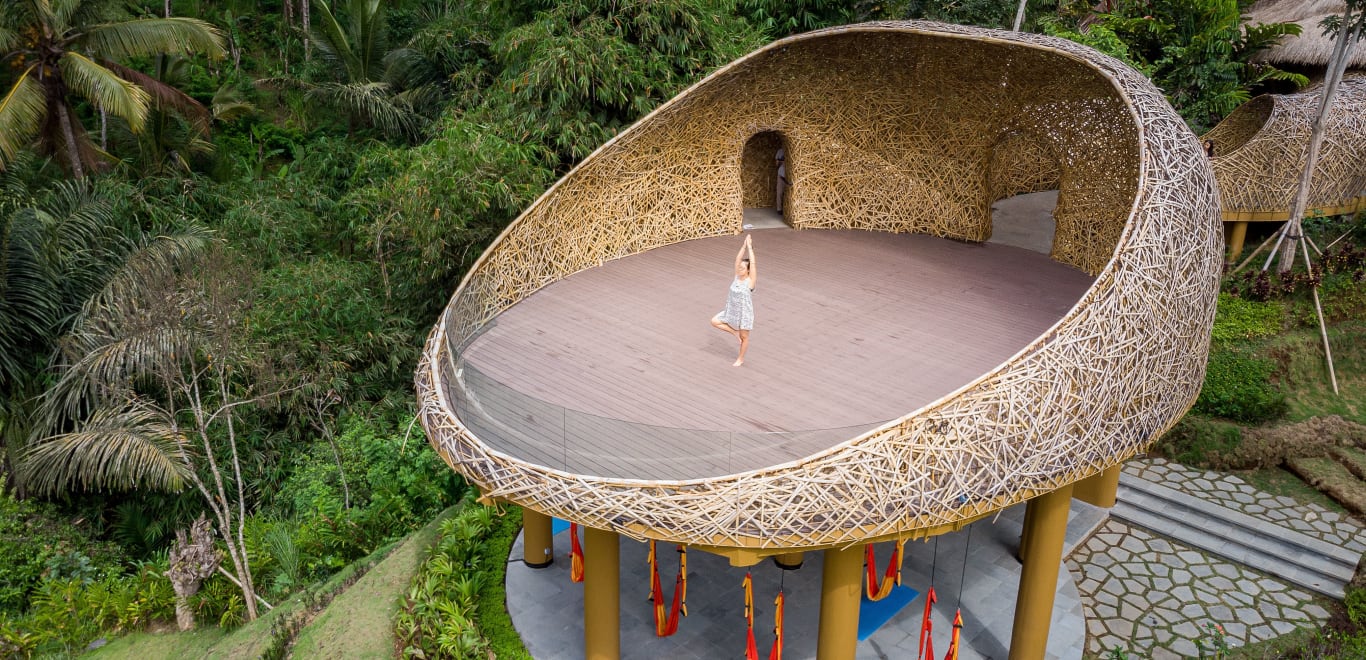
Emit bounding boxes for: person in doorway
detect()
[775,147,787,216]
[1202,139,1216,158]
[710,235,756,366]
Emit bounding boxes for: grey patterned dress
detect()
[718,277,754,330]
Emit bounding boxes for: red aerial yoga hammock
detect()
[864,540,907,601]
[918,586,938,660]
[647,541,688,637]
[743,572,759,660]
[769,589,785,660]
[943,609,962,660]
[569,522,584,583]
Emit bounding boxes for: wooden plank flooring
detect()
[453,228,1094,480]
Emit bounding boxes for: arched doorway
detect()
[741,130,790,229]
[985,129,1061,256]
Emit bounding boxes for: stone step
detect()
[1113,473,1353,600]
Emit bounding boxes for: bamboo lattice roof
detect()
[1204,75,1366,220]
[415,22,1222,552]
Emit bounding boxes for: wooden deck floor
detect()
[453,228,1094,480]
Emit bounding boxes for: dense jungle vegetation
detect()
[1,0,1362,657]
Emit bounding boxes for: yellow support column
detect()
[1072,465,1121,508]
[774,551,805,570]
[522,508,554,568]
[1009,484,1074,660]
[1226,221,1248,263]
[816,545,862,660]
[583,526,620,660]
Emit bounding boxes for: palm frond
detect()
[102,60,212,135]
[80,17,226,62]
[0,67,48,169]
[75,225,216,332]
[59,52,150,133]
[42,180,125,297]
[50,0,82,32]
[308,82,424,139]
[0,25,19,54]
[0,205,61,385]
[22,401,193,495]
[310,0,364,82]
[210,84,256,123]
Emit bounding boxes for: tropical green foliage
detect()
[0,0,226,175]
[0,0,1339,654]
[394,498,505,658]
[0,491,121,615]
[1046,0,1307,131]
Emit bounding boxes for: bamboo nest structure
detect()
[415,22,1222,552]
[1204,75,1366,221]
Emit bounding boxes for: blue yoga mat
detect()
[858,585,919,641]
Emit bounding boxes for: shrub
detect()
[275,413,465,578]
[0,492,121,615]
[394,499,507,658]
[1156,418,1243,467]
[0,561,177,656]
[1349,587,1366,628]
[1211,293,1283,343]
[1194,349,1288,424]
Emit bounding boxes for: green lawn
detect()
[89,597,287,660]
[290,507,455,658]
[88,507,455,660]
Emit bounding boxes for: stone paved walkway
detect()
[1067,519,1331,658]
[1124,458,1366,554]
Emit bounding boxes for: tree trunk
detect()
[303,0,311,60]
[54,102,85,179]
[167,517,221,632]
[1278,9,1358,272]
[1013,0,1028,31]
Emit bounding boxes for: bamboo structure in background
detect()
[1204,75,1366,222]
[415,22,1222,552]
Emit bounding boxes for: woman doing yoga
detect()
[711,235,756,366]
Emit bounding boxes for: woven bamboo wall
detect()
[986,129,1063,208]
[416,22,1222,550]
[1205,76,1366,218]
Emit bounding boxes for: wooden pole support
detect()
[1072,466,1121,509]
[522,508,554,568]
[817,544,863,660]
[1226,221,1248,263]
[584,526,620,660]
[774,552,806,570]
[1009,484,1074,660]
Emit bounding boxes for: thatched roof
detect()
[1246,0,1366,68]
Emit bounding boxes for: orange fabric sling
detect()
[943,609,962,660]
[864,540,906,601]
[918,585,938,660]
[569,522,584,583]
[647,541,688,636]
[768,589,785,660]
[743,572,759,660]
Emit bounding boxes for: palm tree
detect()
[20,235,286,621]
[0,173,124,494]
[262,0,426,140]
[0,0,226,177]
